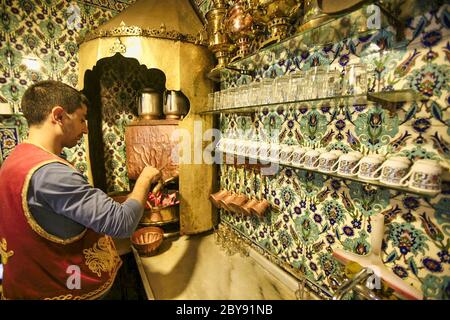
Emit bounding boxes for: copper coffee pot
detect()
[137,88,163,120]
[250,170,270,217]
[227,167,250,214]
[210,165,230,208]
[210,189,230,208]
[240,170,259,215]
[217,164,239,212]
[151,175,179,195]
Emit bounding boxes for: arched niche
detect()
[81,53,167,192]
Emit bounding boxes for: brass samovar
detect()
[205,0,234,75]
[297,0,330,32]
[251,0,302,47]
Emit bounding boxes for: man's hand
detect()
[139,166,161,184]
[127,166,162,209]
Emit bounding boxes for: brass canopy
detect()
[81,21,206,46]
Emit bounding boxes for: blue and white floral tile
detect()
[219,4,450,299]
[0,125,19,164]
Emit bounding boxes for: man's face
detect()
[62,104,88,148]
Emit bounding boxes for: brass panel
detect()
[178,41,217,235]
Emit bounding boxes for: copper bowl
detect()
[131,226,164,256]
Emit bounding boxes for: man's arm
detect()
[127,166,161,207]
[28,163,160,238]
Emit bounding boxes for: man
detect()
[0,80,160,299]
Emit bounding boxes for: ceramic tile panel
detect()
[219,4,450,299]
[0,0,132,177]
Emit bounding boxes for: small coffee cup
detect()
[302,149,321,169]
[337,152,363,176]
[330,149,344,158]
[317,151,339,173]
[279,144,294,165]
[348,151,363,158]
[267,144,281,163]
[246,141,260,159]
[228,194,249,214]
[250,199,270,217]
[218,192,238,212]
[257,142,271,162]
[378,158,410,186]
[357,155,385,180]
[400,159,442,193]
[291,147,309,166]
[224,139,236,154]
[235,140,247,156]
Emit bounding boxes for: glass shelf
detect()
[199,89,426,115]
[207,65,255,83]
[221,153,440,198]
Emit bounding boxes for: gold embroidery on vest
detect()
[83,237,119,277]
[43,259,121,300]
[0,238,14,265]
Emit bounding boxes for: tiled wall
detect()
[195,0,212,16]
[0,0,134,175]
[219,3,450,299]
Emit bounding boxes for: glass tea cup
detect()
[343,63,367,95]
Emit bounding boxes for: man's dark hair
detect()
[21,80,89,126]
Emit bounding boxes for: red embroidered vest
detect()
[0,143,122,299]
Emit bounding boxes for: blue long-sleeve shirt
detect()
[27,162,143,239]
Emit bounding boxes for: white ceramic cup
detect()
[337,152,363,176]
[357,155,385,180]
[330,149,344,158]
[317,151,340,173]
[378,158,411,186]
[257,142,271,162]
[348,151,363,158]
[302,149,321,169]
[386,155,411,166]
[235,139,247,156]
[246,141,260,159]
[400,159,442,193]
[279,144,294,165]
[268,144,281,162]
[291,147,309,166]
